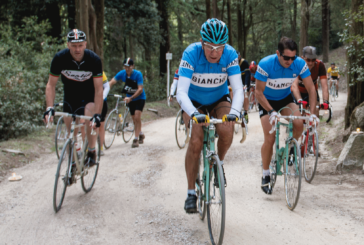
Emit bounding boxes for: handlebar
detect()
[269,115,312,134]
[54,102,63,107]
[108,94,123,98]
[54,112,97,135]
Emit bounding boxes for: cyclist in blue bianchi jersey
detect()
[177,18,244,213]
[255,37,317,195]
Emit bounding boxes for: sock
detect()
[187,189,196,197]
[139,132,144,135]
[263,169,270,178]
[101,146,103,151]
[221,160,224,165]
[88,147,95,152]
[134,137,138,140]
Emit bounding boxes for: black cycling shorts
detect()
[258,93,296,118]
[63,99,92,115]
[191,94,232,116]
[128,99,145,116]
[299,90,320,103]
[101,100,108,122]
[331,76,338,80]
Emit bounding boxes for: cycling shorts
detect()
[258,94,296,118]
[331,76,338,80]
[63,99,93,116]
[101,100,108,122]
[191,94,232,116]
[128,99,145,116]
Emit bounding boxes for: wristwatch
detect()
[268,109,275,116]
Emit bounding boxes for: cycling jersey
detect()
[114,69,146,101]
[255,54,311,101]
[102,71,110,101]
[239,58,250,84]
[50,48,103,109]
[170,69,179,96]
[298,59,326,93]
[250,72,256,82]
[327,66,339,77]
[102,72,108,83]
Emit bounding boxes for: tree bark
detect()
[177,13,183,45]
[299,0,311,55]
[206,0,211,19]
[291,0,297,41]
[129,34,134,59]
[156,0,170,77]
[221,0,226,22]
[94,0,104,65]
[227,0,233,46]
[45,2,62,40]
[212,0,219,18]
[78,0,89,42]
[67,0,76,29]
[237,0,243,53]
[88,0,98,53]
[322,0,329,62]
[75,0,81,29]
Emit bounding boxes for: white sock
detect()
[134,137,138,140]
[221,160,224,165]
[263,169,270,177]
[187,189,196,197]
[140,132,144,135]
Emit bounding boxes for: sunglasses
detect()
[203,42,225,52]
[280,53,297,61]
[305,58,316,62]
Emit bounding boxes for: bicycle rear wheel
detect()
[196,152,206,220]
[122,109,134,143]
[53,139,72,213]
[303,129,319,183]
[206,155,226,245]
[81,136,100,193]
[175,110,187,148]
[55,116,68,159]
[284,138,302,211]
[104,109,119,149]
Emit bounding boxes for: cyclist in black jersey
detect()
[43,29,103,166]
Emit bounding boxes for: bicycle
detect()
[269,108,309,211]
[248,83,258,112]
[50,112,100,213]
[329,79,338,101]
[104,94,135,149]
[54,102,67,159]
[193,113,245,245]
[175,108,189,149]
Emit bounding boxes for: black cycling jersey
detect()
[49,49,103,107]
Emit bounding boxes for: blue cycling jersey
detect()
[255,54,311,100]
[178,42,240,105]
[114,69,146,101]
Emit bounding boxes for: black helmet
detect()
[67,29,86,43]
[331,62,335,65]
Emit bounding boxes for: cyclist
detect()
[109,58,146,148]
[327,62,340,97]
[177,18,244,213]
[238,52,250,122]
[169,68,179,101]
[247,61,257,109]
[99,71,110,156]
[255,37,317,195]
[44,29,103,166]
[291,46,329,116]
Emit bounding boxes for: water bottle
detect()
[119,114,123,123]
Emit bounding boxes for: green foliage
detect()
[0,16,63,140]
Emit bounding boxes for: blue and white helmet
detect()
[200,18,229,44]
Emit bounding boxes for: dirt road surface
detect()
[1,91,363,245]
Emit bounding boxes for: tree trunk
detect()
[345,0,364,129]
[206,0,211,19]
[156,0,170,77]
[75,0,81,29]
[129,34,134,59]
[227,0,233,46]
[299,0,311,55]
[212,0,219,18]
[277,0,284,40]
[78,0,89,43]
[221,0,226,22]
[322,0,329,62]
[237,0,243,53]
[45,2,62,41]
[123,37,127,59]
[177,13,183,45]
[67,0,76,29]
[94,0,104,65]
[88,0,98,53]
[291,0,297,41]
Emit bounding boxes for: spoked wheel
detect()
[175,110,187,148]
[81,136,100,193]
[269,143,278,189]
[122,109,134,143]
[196,152,206,220]
[53,139,72,213]
[249,92,257,112]
[104,109,119,149]
[302,129,319,183]
[207,155,226,245]
[284,138,302,211]
[55,116,68,159]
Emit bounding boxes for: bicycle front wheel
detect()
[196,152,206,220]
[104,109,119,149]
[207,155,226,245]
[303,129,319,183]
[284,138,302,211]
[175,109,187,148]
[81,136,100,193]
[55,116,68,159]
[53,139,72,213]
[122,109,134,143]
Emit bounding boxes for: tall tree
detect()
[156,0,171,77]
[94,0,104,64]
[299,0,312,55]
[221,0,226,22]
[206,0,211,19]
[227,0,233,46]
[237,0,243,53]
[212,0,219,18]
[290,0,298,41]
[68,0,76,29]
[322,0,329,62]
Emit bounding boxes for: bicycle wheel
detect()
[104,109,119,149]
[234,122,239,134]
[206,155,226,245]
[175,110,187,148]
[196,152,206,220]
[303,129,319,183]
[270,143,278,189]
[55,116,68,159]
[122,109,134,143]
[248,92,254,112]
[284,138,302,211]
[81,136,100,193]
[53,139,72,213]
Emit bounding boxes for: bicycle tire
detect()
[122,109,134,143]
[175,109,187,149]
[104,109,119,149]
[53,138,72,213]
[284,138,302,211]
[206,155,226,245]
[55,116,67,159]
[326,107,332,123]
[234,123,239,134]
[81,136,100,193]
[248,92,254,112]
[303,130,319,183]
[270,143,278,189]
[196,152,206,220]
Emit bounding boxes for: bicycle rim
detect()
[122,110,134,143]
[196,152,206,220]
[284,138,302,211]
[303,130,319,183]
[55,116,67,159]
[53,139,72,213]
[175,110,187,149]
[81,137,100,193]
[104,110,118,149]
[206,155,225,245]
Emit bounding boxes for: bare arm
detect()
[320,78,329,102]
[255,79,273,112]
[301,76,317,115]
[290,77,302,101]
[93,77,103,114]
[45,75,59,107]
[109,77,117,88]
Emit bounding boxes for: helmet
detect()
[331,62,335,65]
[67,29,86,43]
[249,61,257,73]
[302,46,317,59]
[200,18,229,44]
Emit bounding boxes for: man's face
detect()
[201,39,225,63]
[67,41,87,61]
[124,65,134,76]
[331,64,335,69]
[276,49,297,68]
[303,56,316,69]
